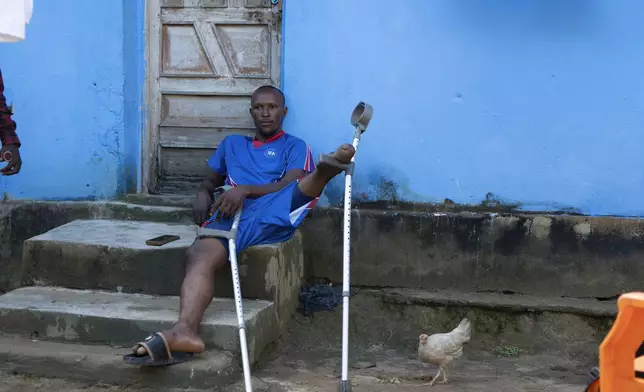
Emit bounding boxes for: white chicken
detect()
[417,318,472,386]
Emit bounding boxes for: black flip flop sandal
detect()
[123,332,194,367]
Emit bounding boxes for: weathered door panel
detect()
[146,0,281,194]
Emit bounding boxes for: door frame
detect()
[141,0,283,194]
[142,0,161,194]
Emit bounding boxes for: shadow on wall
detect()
[322,163,586,215]
[320,166,420,206]
[323,155,434,204]
[322,162,496,209]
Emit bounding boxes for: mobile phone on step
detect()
[146,234,180,246]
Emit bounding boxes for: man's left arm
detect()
[241,168,303,198]
[212,140,315,219]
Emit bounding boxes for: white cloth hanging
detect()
[0,0,33,42]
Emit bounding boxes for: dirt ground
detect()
[0,309,596,392]
[250,311,595,392]
[0,345,593,392]
[256,348,592,391]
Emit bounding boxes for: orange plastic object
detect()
[586,378,599,392]
[599,292,644,392]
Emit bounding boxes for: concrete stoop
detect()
[0,335,241,390]
[0,286,277,363]
[21,219,304,303]
[0,218,305,390]
[0,205,625,389]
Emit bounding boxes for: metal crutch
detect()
[196,187,253,392]
[319,102,373,392]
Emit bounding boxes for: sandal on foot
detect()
[123,332,194,367]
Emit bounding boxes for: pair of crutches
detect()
[196,102,373,392]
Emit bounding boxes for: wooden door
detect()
[145,0,282,194]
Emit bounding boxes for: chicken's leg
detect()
[421,366,442,387]
[436,365,449,384]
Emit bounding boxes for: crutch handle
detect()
[195,185,241,240]
[196,226,237,240]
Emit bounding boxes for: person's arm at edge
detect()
[0,69,20,147]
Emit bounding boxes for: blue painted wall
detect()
[0,0,145,200]
[282,0,644,216]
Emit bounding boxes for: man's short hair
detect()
[252,85,285,106]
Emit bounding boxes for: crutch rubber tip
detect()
[318,154,354,175]
[338,380,352,392]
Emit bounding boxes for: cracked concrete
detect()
[0,286,277,363]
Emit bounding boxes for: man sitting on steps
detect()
[123,85,356,366]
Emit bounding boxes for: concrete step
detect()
[302,208,644,299]
[303,287,616,359]
[20,219,304,316]
[2,201,194,293]
[0,286,278,364]
[0,335,242,390]
[125,193,193,208]
[379,288,617,317]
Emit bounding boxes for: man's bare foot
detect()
[133,323,205,356]
[316,143,356,177]
[297,143,357,198]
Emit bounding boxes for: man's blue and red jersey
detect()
[203,130,318,252]
[208,130,315,188]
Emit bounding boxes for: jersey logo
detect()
[264,148,277,158]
